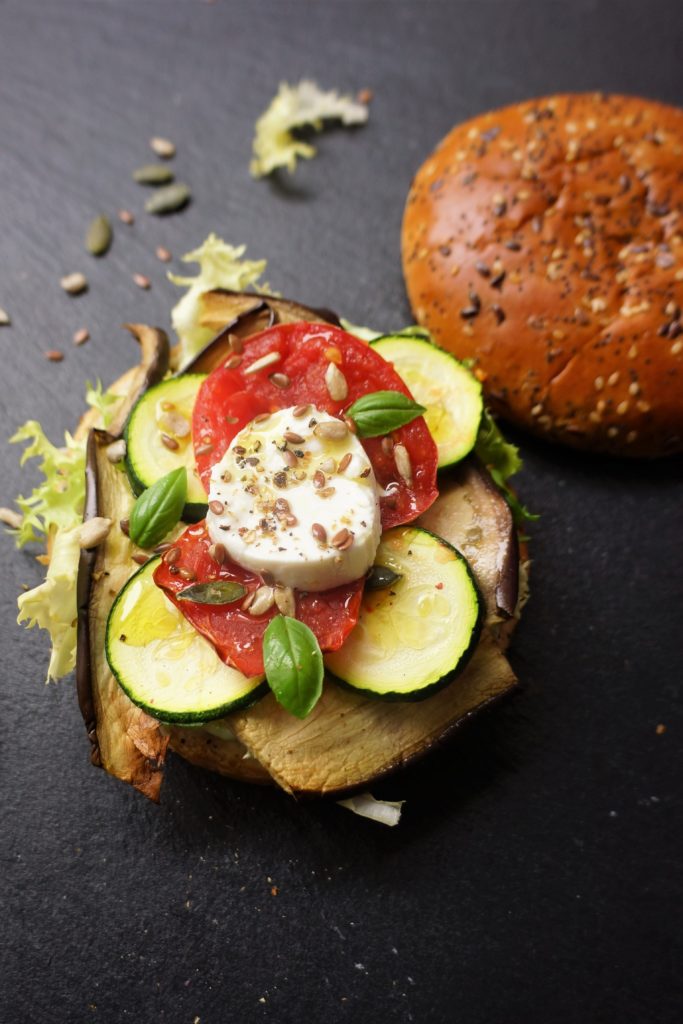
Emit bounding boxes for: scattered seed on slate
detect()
[150,136,176,159]
[0,307,10,326]
[60,272,88,295]
[85,214,112,256]
[133,163,175,185]
[133,273,151,290]
[155,245,172,263]
[73,327,90,345]
[145,183,191,215]
[45,349,64,362]
[118,209,135,225]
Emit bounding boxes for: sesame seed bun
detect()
[402,93,683,457]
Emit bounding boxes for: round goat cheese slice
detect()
[206,407,381,591]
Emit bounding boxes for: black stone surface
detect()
[1,2,681,1022]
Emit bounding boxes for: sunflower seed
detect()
[60,272,88,295]
[314,420,348,440]
[85,214,112,256]
[394,444,412,483]
[325,361,348,401]
[105,439,127,463]
[274,585,296,617]
[73,327,90,346]
[243,351,281,375]
[208,542,226,565]
[248,585,275,616]
[133,163,175,185]
[158,409,190,437]
[150,136,176,159]
[145,183,191,215]
[78,516,112,548]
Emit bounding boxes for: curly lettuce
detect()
[475,409,538,526]
[17,523,81,681]
[250,80,369,178]
[85,379,121,429]
[9,422,86,547]
[169,233,269,366]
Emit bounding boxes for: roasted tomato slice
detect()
[154,524,364,678]
[192,322,438,528]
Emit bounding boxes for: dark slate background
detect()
[1,2,681,1022]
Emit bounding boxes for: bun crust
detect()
[402,93,683,457]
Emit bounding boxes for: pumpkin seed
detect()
[144,183,191,215]
[366,565,402,591]
[150,136,176,159]
[133,163,175,185]
[85,214,112,256]
[177,580,246,605]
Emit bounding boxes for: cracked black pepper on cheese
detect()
[402,92,683,457]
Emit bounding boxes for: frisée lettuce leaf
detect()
[250,80,369,178]
[17,523,82,681]
[169,233,270,366]
[9,422,86,547]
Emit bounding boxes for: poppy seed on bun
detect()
[402,92,683,457]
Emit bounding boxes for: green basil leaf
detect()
[365,565,403,591]
[129,467,187,549]
[177,580,246,605]
[346,390,426,437]
[263,615,324,719]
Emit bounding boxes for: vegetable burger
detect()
[15,238,530,805]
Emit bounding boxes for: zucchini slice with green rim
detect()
[324,526,482,700]
[105,557,267,723]
[124,374,207,522]
[371,334,483,468]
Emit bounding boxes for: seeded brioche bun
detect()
[402,92,683,457]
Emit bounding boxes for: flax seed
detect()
[338,452,352,473]
[293,404,311,418]
[225,354,243,370]
[160,433,179,450]
[163,546,181,565]
[313,470,326,488]
[178,567,197,581]
[331,528,352,549]
[195,442,214,456]
[311,523,327,544]
[283,431,304,444]
[270,372,291,389]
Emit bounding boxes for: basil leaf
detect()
[263,615,323,719]
[365,565,402,591]
[346,390,426,437]
[177,580,245,605]
[129,467,187,549]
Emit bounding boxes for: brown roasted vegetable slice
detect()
[76,431,169,800]
[75,323,170,443]
[227,640,515,796]
[417,456,519,624]
[181,290,339,374]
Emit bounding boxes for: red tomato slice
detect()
[192,322,438,528]
[154,523,364,678]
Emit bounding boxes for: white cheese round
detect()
[206,407,381,592]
